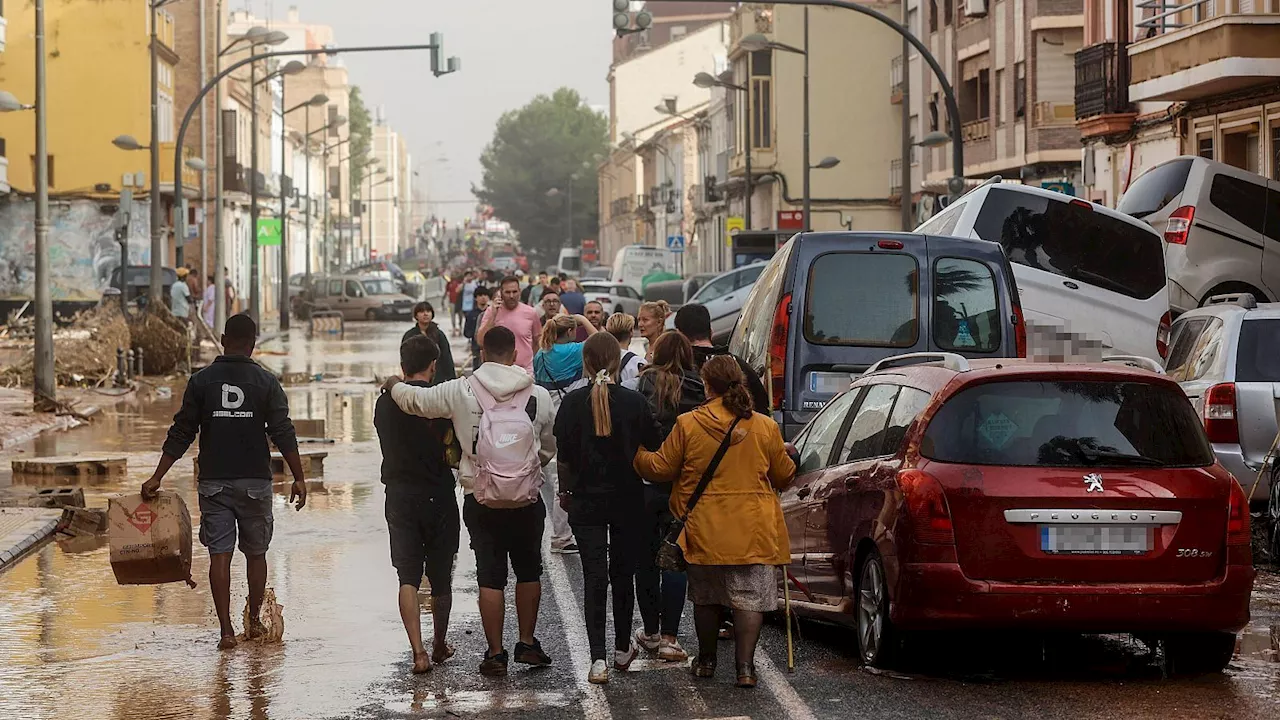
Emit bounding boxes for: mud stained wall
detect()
[0,199,154,301]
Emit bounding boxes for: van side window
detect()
[917,202,965,235]
[804,253,918,347]
[1209,174,1267,234]
[1117,159,1192,218]
[838,385,898,463]
[328,279,343,296]
[346,280,364,298]
[934,258,1001,352]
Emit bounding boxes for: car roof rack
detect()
[1100,355,1165,374]
[866,352,971,375]
[1204,293,1257,309]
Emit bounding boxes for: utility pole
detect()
[900,1,912,231]
[213,0,226,335]
[279,82,290,332]
[149,1,165,306]
[801,6,812,232]
[33,0,55,408]
[249,57,260,322]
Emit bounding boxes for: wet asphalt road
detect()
[0,321,1277,720]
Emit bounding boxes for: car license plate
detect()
[1040,525,1150,555]
[808,371,853,395]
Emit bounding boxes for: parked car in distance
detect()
[1119,156,1280,314]
[664,262,767,344]
[109,266,178,308]
[730,231,1026,440]
[558,248,582,277]
[918,183,1171,362]
[305,274,416,321]
[583,266,613,281]
[1164,292,1280,508]
[580,280,642,317]
[781,352,1255,673]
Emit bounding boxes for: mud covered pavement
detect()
[1,322,1278,720]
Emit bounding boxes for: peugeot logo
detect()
[1083,473,1104,493]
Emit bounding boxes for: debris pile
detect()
[0,303,131,389]
[127,303,188,376]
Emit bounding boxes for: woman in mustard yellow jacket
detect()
[634,355,795,688]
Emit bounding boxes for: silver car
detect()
[1165,293,1280,506]
[580,281,642,317]
[664,262,767,344]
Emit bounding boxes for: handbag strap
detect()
[677,417,742,523]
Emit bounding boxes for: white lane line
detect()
[545,551,613,720]
[755,652,818,720]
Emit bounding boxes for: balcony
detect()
[1129,2,1280,102]
[962,119,991,142]
[1075,42,1136,137]
[1033,101,1077,126]
[223,161,247,194]
[890,55,904,104]
[610,195,635,217]
[158,142,200,194]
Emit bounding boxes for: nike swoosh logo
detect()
[494,437,521,449]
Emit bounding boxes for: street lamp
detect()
[364,164,385,260]
[812,156,840,170]
[917,131,951,148]
[145,0,190,307]
[300,110,339,286]
[272,90,327,331]
[693,70,755,230]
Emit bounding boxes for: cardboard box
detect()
[108,491,193,586]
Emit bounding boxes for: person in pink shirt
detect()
[476,276,542,373]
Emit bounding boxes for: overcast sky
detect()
[244,0,612,221]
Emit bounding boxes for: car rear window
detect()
[1117,159,1192,219]
[921,380,1214,467]
[973,187,1165,300]
[934,258,1001,352]
[1236,318,1280,382]
[1209,174,1268,234]
[804,253,918,347]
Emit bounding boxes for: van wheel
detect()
[1200,283,1269,306]
[855,551,900,668]
[1162,632,1236,675]
[365,308,378,321]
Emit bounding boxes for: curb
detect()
[0,508,63,571]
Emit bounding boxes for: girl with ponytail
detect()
[553,333,662,685]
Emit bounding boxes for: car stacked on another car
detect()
[780,352,1255,674]
[665,262,767,345]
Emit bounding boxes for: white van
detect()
[557,248,582,276]
[611,245,673,291]
[916,183,1171,361]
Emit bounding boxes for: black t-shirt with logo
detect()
[162,354,299,481]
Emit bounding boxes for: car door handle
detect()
[796,486,812,499]
[842,475,857,488]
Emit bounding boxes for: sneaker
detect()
[614,643,639,671]
[514,639,552,667]
[634,628,661,652]
[479,649,508,676]
[551,543,579,555]
[658,637,688,663]
[588,659,610,684]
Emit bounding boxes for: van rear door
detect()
[924,234,1018,358]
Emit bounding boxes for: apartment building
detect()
[1,0,8,195]
[1075,0,1280,206]
[367,115,413,261]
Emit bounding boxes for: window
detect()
[1222,127,1261,173]
[907,9,919,51]
[944,0,953,25]
[1116,159,1193,219]
[1163,317,1209,380]
[804,252,919,347]
[1175,317,1226,382]
[362,279,397,295]
[921,381,1215,467]
[929,0,938,32]
[972,187,1166,300]
[669,25,688,40]
[750,50,773,150]
[1014,63,1026,119]
[731,238,794,371]
[327,279,343,296]
[1209,173,1268,233]
[1197,133,1214,160]
[796,388,864,473]
[345,280,364,298]
[839,385,898,463]
[961,67,992,123]
[737,264,765,288]
[916,201,966,235]
[1236,318,1280,382]
[934,257,1001,352]
[995,69,1005,125]
[881,387,933,457]
[929,95,940,132]
[693,273,736,303]
[1272,123,1280,181]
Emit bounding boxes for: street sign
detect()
[725,216,745,246]
[777,210,804,230]
[665,235,686,253]
[257,218,282,246]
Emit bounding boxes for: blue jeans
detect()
[635,483,687,637]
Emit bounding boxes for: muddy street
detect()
[0,322,1277,720]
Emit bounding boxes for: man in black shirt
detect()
[674,304,770,414]
[142,313,307,651]
[375,335,459,674]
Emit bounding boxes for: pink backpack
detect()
[467,376,544,508]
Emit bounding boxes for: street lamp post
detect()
[305,115,344,286]
[693,71,753,230]
[277,91,327,331]
[321,135,351,273]
[148,0,184,307]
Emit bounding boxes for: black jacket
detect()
[635,369,705,441]
[692,345,770,415]
[401,322,456,382]
[162,354,298,481]
[554,384,660,520]
[374,380,455,497]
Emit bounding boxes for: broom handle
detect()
[784,567,795,672]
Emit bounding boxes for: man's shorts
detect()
[386,491,460,595]
[197,478,274,556]
[462,494,545,590]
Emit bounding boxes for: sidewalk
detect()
[0,507,62,570]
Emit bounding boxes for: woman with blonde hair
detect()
[636,300,671,362]
[634,355,795,689]
[532,313,598,404]
[606,312,644,388]
[555,333,661,684]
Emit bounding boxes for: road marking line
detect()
[755,652,818,720]
[545,551,612,720]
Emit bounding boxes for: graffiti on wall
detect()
[0,198,153,301]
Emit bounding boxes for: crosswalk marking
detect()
[545,551,613,720]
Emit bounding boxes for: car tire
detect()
[365,308,378,322]
[1200,282,1269,306]
[1162,632,1236,676]
[855,551,899,668]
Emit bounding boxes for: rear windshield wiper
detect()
[1079,449,1164,467]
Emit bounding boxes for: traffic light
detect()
[612,1,652,36]
[430,33,460,78]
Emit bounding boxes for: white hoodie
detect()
[390,362,556,493]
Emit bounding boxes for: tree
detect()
[475,88,609,263]
[349,86,373,196]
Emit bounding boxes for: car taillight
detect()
[1203,382,1239,444]
[1227,480,1250,548]
[898,469,954,545]
[1165,206,1194,245]
[769,293,791,412]
[1156,311,1171,359]
[1012,304,1027,358]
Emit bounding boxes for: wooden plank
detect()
[10,456,127,478]
[293,418,325,438]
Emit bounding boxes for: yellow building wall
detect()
[0,0,178,196]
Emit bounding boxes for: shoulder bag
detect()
[656,417,742,572]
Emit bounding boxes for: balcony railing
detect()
[890,158,903,195]
[1075,42,1131,119]
[890,55,904,103]
[1134,0,1218,37]
[962,119,991,142]
[610,195,635,217]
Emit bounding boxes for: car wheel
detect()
[1200,282,1269,306]
[855,551,898,668]
[365,308,378,322]
[1162,632,1236,676]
